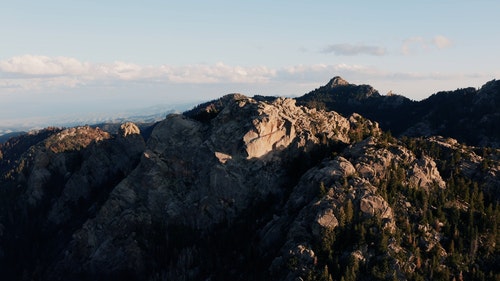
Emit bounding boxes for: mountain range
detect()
[296,76,500,148]
[0,78,499,280]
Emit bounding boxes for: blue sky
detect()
[1,0,499,129]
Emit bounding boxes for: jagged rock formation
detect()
[47,95,378,279]
[0,86,499,281]
[119,122,141,137]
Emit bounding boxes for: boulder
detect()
[119,122,140,137]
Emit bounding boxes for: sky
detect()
[1,0,499,130]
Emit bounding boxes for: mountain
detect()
[0,131,26,144]
[296,76,500,147]
[0,87,499,280]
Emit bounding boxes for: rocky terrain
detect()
[0,81,499,280]
[297,77,500,148]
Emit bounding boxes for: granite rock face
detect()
[50,95,364,278]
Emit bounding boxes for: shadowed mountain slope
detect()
[297,76,500,147]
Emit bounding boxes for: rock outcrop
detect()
[267,134,449,279]
[0,123,146,279]
[48,95,367,278]
[119,122,141,137]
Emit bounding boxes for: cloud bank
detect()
[0,55,278,90]
[0,54,493,98]
[321,43,386,56]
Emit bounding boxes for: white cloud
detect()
[433,35,453,49]
[401,35,453,55]
[0,55,90,76]
[321,43,386,56]
[0,55,278,90]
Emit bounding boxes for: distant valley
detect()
[0,102,196,142]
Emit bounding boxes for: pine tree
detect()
[320,265,333,281]
[345,199,354,224]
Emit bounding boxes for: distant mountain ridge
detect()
[0,102,195,141]
[297,76,500,147]
[0,131,26,144]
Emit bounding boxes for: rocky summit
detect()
[0,80,499,281]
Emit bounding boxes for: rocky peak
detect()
[296,77,381,116]
[475,79,500,105]
[325,76,350,88]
